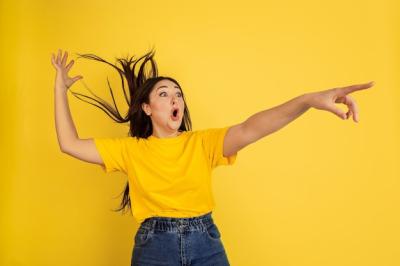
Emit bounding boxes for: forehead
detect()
[153,80,180,92]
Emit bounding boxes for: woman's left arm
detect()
[223,81,375,157]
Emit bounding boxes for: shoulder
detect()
[195,126,230,137]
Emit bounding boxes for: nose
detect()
[171,96,178,105]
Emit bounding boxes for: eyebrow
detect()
[156,85,181,92]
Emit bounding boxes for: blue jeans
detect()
[131,212,230,266]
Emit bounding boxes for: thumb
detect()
[72,75,83,83]
[327,105,346,120]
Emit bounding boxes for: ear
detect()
[142,103,151,116]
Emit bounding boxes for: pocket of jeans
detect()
[134,227,153,247]
[205,223,221,241]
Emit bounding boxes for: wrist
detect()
[302,93,315,109]
[54,84,68,93]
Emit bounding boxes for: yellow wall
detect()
[1,0,399,265]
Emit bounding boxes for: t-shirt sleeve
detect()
[93,137,128,173]
[201,126,238,169]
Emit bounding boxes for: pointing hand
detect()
[307,81,375,122]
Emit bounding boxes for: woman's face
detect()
[142,79,185,137]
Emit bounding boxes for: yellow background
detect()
[1,0,399,265]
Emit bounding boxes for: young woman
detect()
[52,48,374,266]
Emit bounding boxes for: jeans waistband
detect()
[140,212,214,232]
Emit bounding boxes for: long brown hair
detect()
[70,48,192,214]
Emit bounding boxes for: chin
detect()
[167,120,181,127]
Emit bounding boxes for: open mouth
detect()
[170,107,180,121]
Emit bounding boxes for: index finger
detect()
[339,81,375,95]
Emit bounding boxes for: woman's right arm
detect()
[52,49,104,166]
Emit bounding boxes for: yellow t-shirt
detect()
[93,126,238,225]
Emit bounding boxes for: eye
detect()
[159,92,183,97]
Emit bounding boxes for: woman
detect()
[51,48,374,266]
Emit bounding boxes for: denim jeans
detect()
[131,212,230,266]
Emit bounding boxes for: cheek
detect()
[152,103,170,118]
[151,100,165,111]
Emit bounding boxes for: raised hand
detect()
[307,81,375,122]
[51,49,83,92]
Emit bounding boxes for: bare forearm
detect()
[242,93,311,142]
[54,86,79,151]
